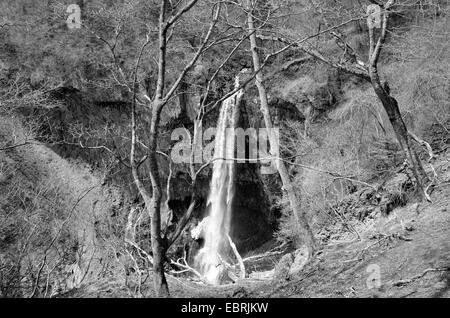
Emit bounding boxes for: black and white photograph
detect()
[0,0,449,303]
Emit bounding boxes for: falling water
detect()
[195,77,243,285]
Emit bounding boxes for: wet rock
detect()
[191,216,209,240]
[211,264,233,285]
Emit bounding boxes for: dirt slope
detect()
[1,115,121,289]
[247,155,450,298]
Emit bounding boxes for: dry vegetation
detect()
[0,0,449,298]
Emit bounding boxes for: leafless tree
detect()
[254,0,433,199]
[244,0,317,255]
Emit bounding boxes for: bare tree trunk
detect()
[129,0,217,296]
[130,101,169,297]
[143,0,171,295]
[246,3,316,253]
[367,2,429,197]
[147,101,169,297]
[368,72,428,193]
[128,0,170,297]
[130,54,169,300]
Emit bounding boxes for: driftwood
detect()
[170,255,204,281]
[169,235,246,284]
[242,242,289,263]
[226,234,246,279]
[170,254,233,285]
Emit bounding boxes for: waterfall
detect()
[195,77,243,285]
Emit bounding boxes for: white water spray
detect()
[195,77,243,285]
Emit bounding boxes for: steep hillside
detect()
[0,115,124,296]
[0,0,448,299]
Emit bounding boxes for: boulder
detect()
[289,245,309,276]
[273,253,293,281]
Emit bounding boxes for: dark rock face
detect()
[268,97,305,123]
[231,161,274,254]
[228,97,275,253]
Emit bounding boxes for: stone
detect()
[273,253,293,281]
[289,245,309,277]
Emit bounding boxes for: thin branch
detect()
[162,3,222,104]
[0,141,34,151]
[165,0,200,31]
[392,267,449,287]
